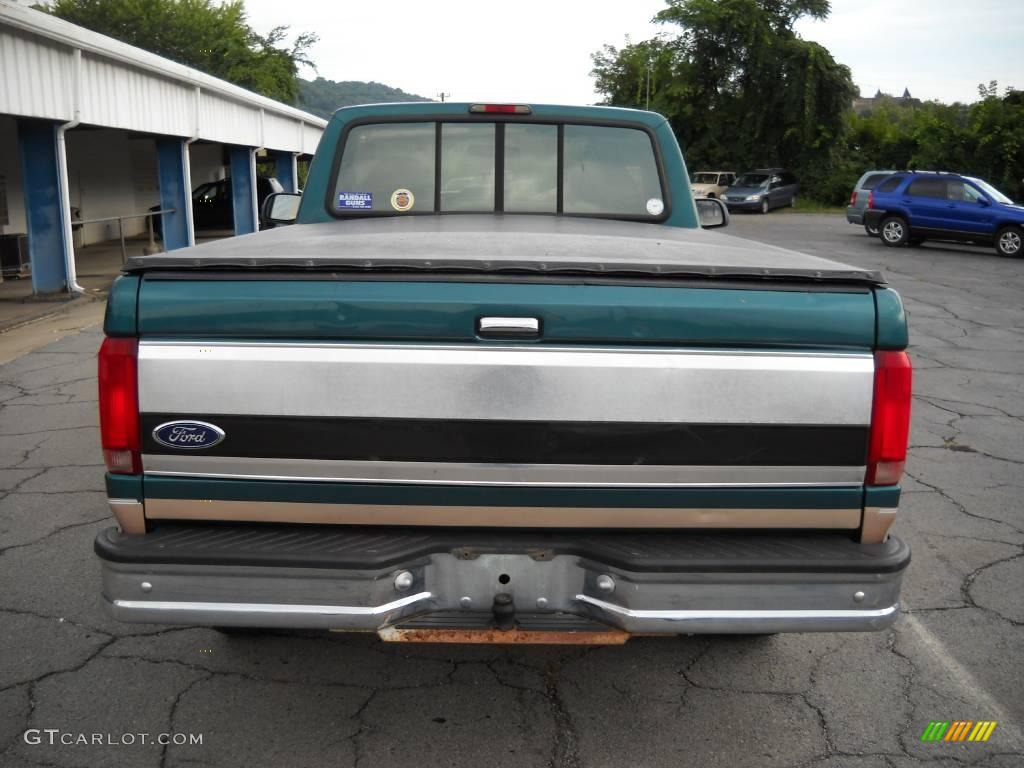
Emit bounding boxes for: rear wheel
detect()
[995,226,1022,257]
[880,216,909,246]
[760,198,770,214]
[864,223,880,236]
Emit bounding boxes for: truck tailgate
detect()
[129,275,880,530]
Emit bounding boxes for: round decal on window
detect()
[390,188,415,212]
[646,198,664,216]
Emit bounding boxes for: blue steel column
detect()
[156,138,193,250]
[229,146,257,235]
[17,120,70,294]
[270,150,298,193]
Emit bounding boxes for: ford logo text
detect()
[152,421,226,450]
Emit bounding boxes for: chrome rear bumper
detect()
[97,526,908,637]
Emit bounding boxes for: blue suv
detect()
[864,172,1023,257]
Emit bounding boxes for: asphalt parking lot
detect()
[0,213,1021,768]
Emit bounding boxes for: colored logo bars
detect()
[920,721,997,742]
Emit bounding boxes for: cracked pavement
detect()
[0,214,1021,767]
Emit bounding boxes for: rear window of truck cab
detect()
[330,120,666,219]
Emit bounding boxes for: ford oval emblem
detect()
[152,420,225,450]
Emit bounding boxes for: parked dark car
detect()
[864,172,1023,257]
[724,169,799,213]
[151,176,283,238]
[847,170,897,235]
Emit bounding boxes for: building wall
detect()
[0,27,74,122]
[0,14,325,154]
[66,128,158,244]
[0,116,27,235]
[1,4,325,291]
[0,121,233,247]
[190,142,226,186]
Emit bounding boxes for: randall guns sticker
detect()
[390,188,414,212]
[338,192,373,210]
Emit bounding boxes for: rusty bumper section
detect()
[378,627,630,644]
[378,616,631,645]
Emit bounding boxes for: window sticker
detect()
[338,192,373,210]
[390,188,415,212]
[646,198,664,216]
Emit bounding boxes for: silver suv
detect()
[847,170,897,235]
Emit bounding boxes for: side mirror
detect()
[262,192,301,225]
[696,197,729,229]
[978,197,991,206]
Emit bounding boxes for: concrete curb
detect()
[0,292,104,335]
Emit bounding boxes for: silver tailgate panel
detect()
[138,342,873,425]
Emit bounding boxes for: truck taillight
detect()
[867,190,875,209]
[866,350,912,486]
[850,189,857,206]
[98,337,141,474]
[469,103,533,114]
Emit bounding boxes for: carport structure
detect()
[0,0,326,295]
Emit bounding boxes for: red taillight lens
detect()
[98,337,140,474]
[468,103,533,114]
[866,350,912,486]
[867,190,875,209]
[850,189,857,206]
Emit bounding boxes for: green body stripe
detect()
[865,485,901,508]
[144,476,864,509]
[105,473,142,500]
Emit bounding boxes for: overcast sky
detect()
[243,0,1024,106]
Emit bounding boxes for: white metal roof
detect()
[0,0,326,153]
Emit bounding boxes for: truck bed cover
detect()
[125,215,884,285]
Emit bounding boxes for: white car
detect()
[690,171,736,199]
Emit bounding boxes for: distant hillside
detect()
[298,78,432,118]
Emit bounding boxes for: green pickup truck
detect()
[95,102,912,643]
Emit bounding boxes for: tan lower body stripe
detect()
[144,498,859,529]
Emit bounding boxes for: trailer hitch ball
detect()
[492,592,516,630]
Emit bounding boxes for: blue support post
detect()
[156,138,193,251]
[229,147,257,235]
[270,150,298,193]
[17,120,70,294]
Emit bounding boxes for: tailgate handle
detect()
[477,316,541,338]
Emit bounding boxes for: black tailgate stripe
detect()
[141,415,867,467]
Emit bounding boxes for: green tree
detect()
[592,0,856,202]
[968,85,1024,201]
[43,0,316,104]
[843,85,1023,202]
